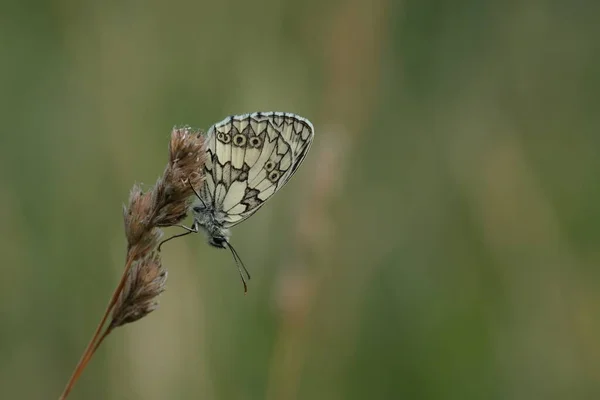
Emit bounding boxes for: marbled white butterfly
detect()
[162,112,314,292]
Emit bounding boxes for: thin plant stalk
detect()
[58,256,135,400]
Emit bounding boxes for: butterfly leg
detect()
[157,222,199,251]
[169,223,199,233]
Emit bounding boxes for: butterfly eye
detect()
[210,236,226,248]
[265,161,275,171]
[249,137,261,148]
[192,206,202,213]
[268,171,280,182]
[233,134,247,147]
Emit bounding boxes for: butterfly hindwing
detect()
[202,112,314,228]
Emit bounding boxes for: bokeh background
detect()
[1,0,599,399]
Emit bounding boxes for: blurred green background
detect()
[1,0,600,399]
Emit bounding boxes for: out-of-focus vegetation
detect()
[1,1,599,399]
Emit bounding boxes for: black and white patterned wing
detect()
[201,112,314,228]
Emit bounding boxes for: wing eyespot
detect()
[233,134,247,147]
[268,170,281,182]
[249,137,262,148]
[265,161,275,172]
[217,132,231,143]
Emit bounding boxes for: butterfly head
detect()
[208,234,227,248]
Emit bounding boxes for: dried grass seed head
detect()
[123,184,163,252]
[111,252,168,328]
[150,127,205,227]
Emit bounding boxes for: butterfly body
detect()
[185,111,314,290]
[190,201,230,248]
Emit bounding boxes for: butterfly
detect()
[161,112,314,292]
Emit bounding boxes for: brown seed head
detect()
[123,185,163,253]
[150,127,206,227]
[110,252,168,328]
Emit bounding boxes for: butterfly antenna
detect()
[224,241,251,293]
[184,178,208,208]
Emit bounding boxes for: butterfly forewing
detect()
[201,112,314,228]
